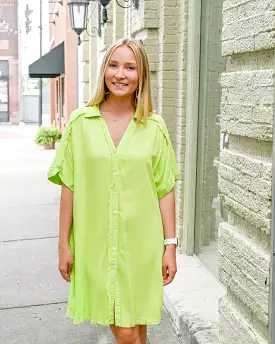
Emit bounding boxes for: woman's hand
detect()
[162,245,177,286]
[58,248,74,282]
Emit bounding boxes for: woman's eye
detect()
[109,64,116,68]
[127,66,135,70]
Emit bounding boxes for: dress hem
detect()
[66,312,161,328]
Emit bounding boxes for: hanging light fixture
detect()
[98,0,111,24]
[113,0,139,9]
[68,0,90,45]
[68,0,139,44]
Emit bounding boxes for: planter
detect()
[35,126,62,149]
[44,142,55,149]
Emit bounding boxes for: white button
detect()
[112,247,116,251]
[113,265,116,268]
[114,210,118,215]
[114,172,118,176]
[114,229,117,233]
[114,191,118,195]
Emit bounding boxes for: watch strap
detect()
[164,238,178,246]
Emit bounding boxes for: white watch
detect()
[164,238,178,246]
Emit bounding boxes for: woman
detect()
[48,38,180,344]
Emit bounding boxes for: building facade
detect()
[74,0,274,343]
[28,0,77,129]
[0,0,19,123]
[48,0,77,130]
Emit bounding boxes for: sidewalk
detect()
[0,124,183,344]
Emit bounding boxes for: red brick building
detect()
[29,0,77,129]
[49,0,77,129]
[0,0,19,123]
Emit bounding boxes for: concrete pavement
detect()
[0,124,183,344]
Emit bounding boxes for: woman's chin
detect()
[110,90,133,98]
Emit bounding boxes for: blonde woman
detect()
[48,38,180,344]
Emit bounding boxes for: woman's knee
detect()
[116,326,139,343]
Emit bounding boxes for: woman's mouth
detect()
[113,82,128,87]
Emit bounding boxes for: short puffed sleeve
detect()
[47,122,74,191]
[153,116,180,198]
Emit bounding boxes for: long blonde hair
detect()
[87,38,153,124]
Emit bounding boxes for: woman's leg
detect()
[110,325,141,344]
[138,325,147,344]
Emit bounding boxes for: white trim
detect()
[50,35,55,48]
[49,1,59,17]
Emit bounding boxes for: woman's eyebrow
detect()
[109,59,137,65]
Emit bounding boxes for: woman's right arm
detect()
[58,184,74,282]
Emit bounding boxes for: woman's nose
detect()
[115,67,125,78]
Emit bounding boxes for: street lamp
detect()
[68,0,139,44]
[68,0,89,45]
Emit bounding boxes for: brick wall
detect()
[218,0,274,342]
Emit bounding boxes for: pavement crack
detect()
[1,236,58,243]
[0,301,68,311]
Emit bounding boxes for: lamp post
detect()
[68,0,89,46]
[68,0,139,44]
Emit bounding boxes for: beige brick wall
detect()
[219,0,274,343]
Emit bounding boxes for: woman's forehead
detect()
[110,45,137,63]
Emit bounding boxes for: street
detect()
[0,124,183,344]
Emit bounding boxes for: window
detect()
[61,77,65,118]
[55,79,59,112]
[194,0,227,277]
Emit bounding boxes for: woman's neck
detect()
[102,94,135,115]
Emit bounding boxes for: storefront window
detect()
[194,0,227,277]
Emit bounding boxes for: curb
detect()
[163,254,225,344]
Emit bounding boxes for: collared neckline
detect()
[85,104,141,122]
[84,105,102,118]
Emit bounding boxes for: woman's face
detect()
[104,45,139,99]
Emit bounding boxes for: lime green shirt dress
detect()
[48,105,180,328]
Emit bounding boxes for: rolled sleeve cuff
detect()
[48,166,74,192]
[157,171,180,198]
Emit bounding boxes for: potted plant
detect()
[35,126,62,149]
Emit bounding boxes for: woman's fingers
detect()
[163,265,177,286]
[162,264,168,281]
[59,264,71,282]
[59,250,74,282]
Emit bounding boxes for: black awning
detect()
[28,42,64,78]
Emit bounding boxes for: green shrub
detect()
[35,126,62,146]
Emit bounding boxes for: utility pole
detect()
[38,0,43,126]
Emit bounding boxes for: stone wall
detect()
[218,0,274,343]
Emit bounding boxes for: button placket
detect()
[111,161,119,288]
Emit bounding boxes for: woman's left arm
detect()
[159,188,177,286]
